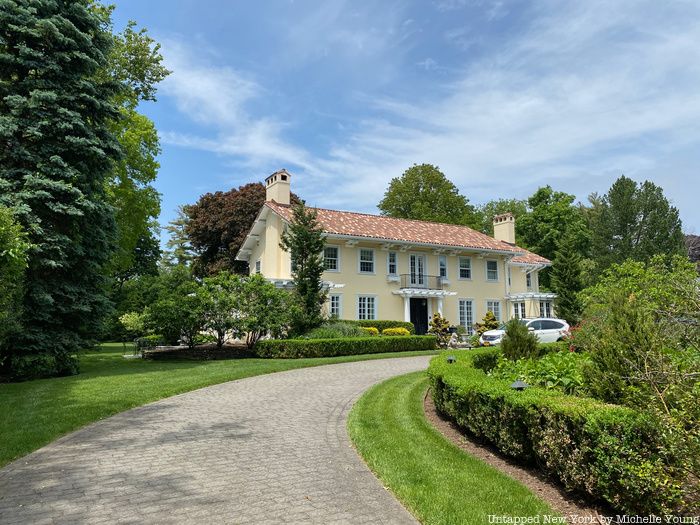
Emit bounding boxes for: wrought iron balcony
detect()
[399,274,444,290]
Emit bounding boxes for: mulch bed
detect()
[142,343,253,361]
[423,390,610,523]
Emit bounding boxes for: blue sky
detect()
[112,0,700,235]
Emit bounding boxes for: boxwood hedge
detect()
[255,335,436,358]
[428,350,688,515]
[347,320,416,334]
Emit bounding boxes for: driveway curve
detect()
[0,355,431,524]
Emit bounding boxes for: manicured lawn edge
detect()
[347,371,554,524]
[0,344,437,468]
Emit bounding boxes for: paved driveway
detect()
[0,355,431,524]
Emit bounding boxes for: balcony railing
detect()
[399,274,444,290]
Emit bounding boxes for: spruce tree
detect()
[280,203,326,334]
[550,232,585,324]
[0,0,121,378]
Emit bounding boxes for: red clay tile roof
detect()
[511,249,551,265]
[265,201,550,264]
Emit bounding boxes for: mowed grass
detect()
[348,371,555,525]
[0,343,436,468]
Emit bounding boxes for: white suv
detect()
[479,318,570,346]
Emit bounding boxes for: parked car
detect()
[479,318,570,346]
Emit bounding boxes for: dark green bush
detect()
[347,320,416,334]
[428,350,689,515]
[9,352,78,381]
[299,322,367,339]
[255,335,436,358]
[501,318,538,360]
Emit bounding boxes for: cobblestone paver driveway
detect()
[0,355,432,524]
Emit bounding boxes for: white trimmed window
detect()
[387,251,398,275]
[359,249,375,274]
[439,255,448,279]
[487,300,501,321]
[323,246,339,271]
[526,272,532,290]
[458,257,472,279]
[458,299,474,335]
[513,302,526,319]
[358,296,376,320]
[255,260,261,274]
[329,294,342,318]
[540,301,553,318]
[486,260,499,281]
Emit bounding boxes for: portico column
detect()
[403,295,410,322]
[437,297,444,316]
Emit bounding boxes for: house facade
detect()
[236,170,555,334]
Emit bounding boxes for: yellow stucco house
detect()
[236,170,555,334]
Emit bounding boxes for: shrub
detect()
[360,326,379,336]
[382,327,410,336]
[300,322,367,339]
[349,320,415,334]
[428,351,691,515]
[500,318,538,360]
[255,335,437,358]
[474,311,498,336]
[428,313,451,348]
[491,351,590,395]
[134,335,165,354]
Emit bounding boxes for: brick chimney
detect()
[493,212,515,244]
[265,169,291,205]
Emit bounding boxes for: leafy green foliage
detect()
[234,274,294,348]
[428,312,451,348]
[0,0,122,378]
[378,164,478,227]
[280,203,326,334]
[298,321,367,339]
[255,335,437,358]
[491,351,589,395]
[500,318,538,361]
[118,311,146,340]
[475,198,528,236]
[474,311,499,336]
[200,271,241,347]
[185,183,301,275]
[0,208,30,357]
[550,230,585,323]
[163,206,196,267]
[429,351,691,514]
[588,175,685,276]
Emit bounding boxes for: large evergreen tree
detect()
[0,0,121,378]
[550,231,584,324]
[589,175,685,275]
[279,202,326,335]
[378,164,479,227]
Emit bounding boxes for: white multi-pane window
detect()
[387,251,398,275]
[323,246,339,271]
[329,295,341,318]
[486,260,499,281]
[507,267,511,286]
[540,301,553,318]
[458,299,474,334]
[513,302,526,319]
[439,255,448,279]
[526,272,532,290]
[359,249,375,273]
[458,257,471,279]
[255,260,261,274]
[357,296,376,320]
[487,300,501,321]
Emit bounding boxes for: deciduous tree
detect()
[379,164,478,227]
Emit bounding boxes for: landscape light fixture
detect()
[446,355,456,364]
[510,379,529,391]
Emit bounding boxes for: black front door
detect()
[410,298,429,335]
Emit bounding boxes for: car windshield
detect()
[497,320,529,330]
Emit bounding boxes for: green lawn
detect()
[0,343,436,468]
[348,371,555,525]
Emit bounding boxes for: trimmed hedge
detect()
[348,320,416,334]
[255,335,436,358]
[428,350,688,515]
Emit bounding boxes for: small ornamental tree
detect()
[475,311,499,336]
[235,274,292,348]
[501,318,538,361]
[428,313,451,348]
[280,203,326,335]
[144,277,206,347]
[201,271,240,348]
